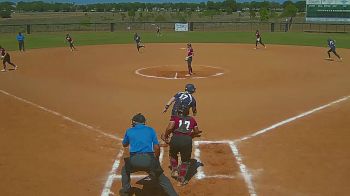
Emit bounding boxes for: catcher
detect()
[161,104,202,186]
[1,46,18,72]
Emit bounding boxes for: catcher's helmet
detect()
[132,113,146,126]
[185,84,196,94]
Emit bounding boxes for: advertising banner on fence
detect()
[175,23,189,31]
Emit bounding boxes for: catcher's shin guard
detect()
[170,157,178,171]
[177,161,190,183]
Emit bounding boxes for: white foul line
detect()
[101,149,124,196]
[237,95,350,142]
[0,89,121,141]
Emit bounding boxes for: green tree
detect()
[282,4,298,17]
[128,9,136,21]
[295,1,306,12]
[223,0,237,12]
[0,10,11,18]
[259,8,270,21]
[249,9,256,19]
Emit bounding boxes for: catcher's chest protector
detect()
[175,116,192,134]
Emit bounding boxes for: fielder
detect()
[134,32,145,52]
[1,46,18,72]
[255,30,266,49]
[185,43,194,76]
[163,84,197,117]
[161,105,202,186]
[156,24,161,36]
[65,34,76,51]
[327,38,342,61]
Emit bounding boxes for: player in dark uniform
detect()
[185,43,194,76]
[156,25,161,36]
[134,32,145,52]
[161,104,202,186]
[255,30,266,49]
[327,38,342,61]
[65,34,76,51]
[0,46,18,72]
[163,84,197,117]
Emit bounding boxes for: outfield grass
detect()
[0,31,349,51]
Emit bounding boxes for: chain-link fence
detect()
[1,22,349,33]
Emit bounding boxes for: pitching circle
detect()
[135,65,225,80]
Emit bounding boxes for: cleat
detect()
[1,69,6,72]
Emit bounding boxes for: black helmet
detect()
[185,84,196,94]
[132,113,146,125]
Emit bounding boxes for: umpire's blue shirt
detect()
[122,124,159,153]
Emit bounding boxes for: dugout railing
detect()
[1,22,350,34]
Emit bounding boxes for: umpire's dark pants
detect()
[18,41,25,51]
[121,153,178,196]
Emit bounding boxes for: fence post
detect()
[270,23,275,32]
[110,23,115,32]
[26,24,31,34]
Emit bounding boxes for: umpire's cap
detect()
[132,113,146,124]
[185,84,196,94]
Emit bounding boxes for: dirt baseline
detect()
[0,43,350,196]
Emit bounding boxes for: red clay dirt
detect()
[0,43,350,196]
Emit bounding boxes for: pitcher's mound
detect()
[135,65,224,80]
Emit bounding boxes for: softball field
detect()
[1,43,350,196]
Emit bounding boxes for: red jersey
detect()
[170,115,197,136]
[256,32,261,39]
[66,36,73,43]
[187,48,193,57]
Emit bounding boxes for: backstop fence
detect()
[1,21,350,34]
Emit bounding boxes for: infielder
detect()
[327,38,342,61]
[163,84,197,117]
[185,43,194,76]
[1,46,18,72]
[161,105,202,186]
[65,34,76,51]
[255,30,266,49]
[134,32,145,52]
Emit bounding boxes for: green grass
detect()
[0,31,349,51]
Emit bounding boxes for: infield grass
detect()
[0,31,349,51]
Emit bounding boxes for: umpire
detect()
[120,113,178,196]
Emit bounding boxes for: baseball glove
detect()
[185,56,189,61]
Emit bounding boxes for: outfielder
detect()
[255,30,266,49]
[185,43,194,76]
[1,46,18,72]
[161,104,202,186]
[327,38,342,61]
[163,84,197,117]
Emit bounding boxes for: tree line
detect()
[1,0,305,19]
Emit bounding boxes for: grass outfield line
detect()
[0,32,349,51]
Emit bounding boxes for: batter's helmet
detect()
[132,113,146,126]
[185,84,196,94]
